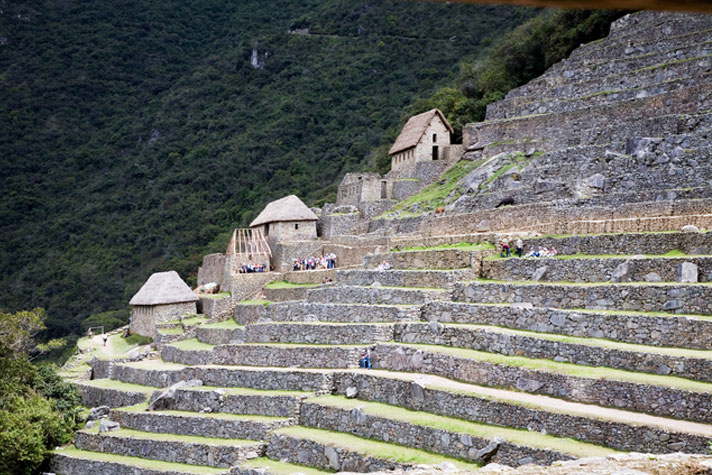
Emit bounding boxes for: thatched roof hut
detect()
[129,271,198,306]
[389,109,454,156]
[250,195,318,227]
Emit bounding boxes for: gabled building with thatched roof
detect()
[389,108,454,172]
[250,194,318,243]
[129,270,198,337]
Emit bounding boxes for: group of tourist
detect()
[499,239,558,258]
[376,261,392,271]
[292,253,338,271]
[239,263,267,273]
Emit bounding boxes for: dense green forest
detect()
[0,0,624,359]
[0,0,536,353]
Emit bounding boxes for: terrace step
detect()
[333,369,712,454]
[75,427,263,468]
[239,457,333,475]
[199,321,396,346]
[75,379,152,408]
[334,268,474,288]
[151,386,313,417]
[307,285,447,305]
[392,322,712,382]
[363,245,494,271]
[268,301,420,323]
[372,343,712,424]
[265,426,481,472]
[301,395,615,466]
[111,403,295,440]
[454,280,712,315]
[111,361,334,392]
[423,301,712,350]
[51,447,229,475]
[481,255,712,283]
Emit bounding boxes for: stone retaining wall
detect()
[228,272,279,304]
[111,408,294,440]
[482,256,712,283]
[524,232,712,256]
[263,286,311,302]
[196,326,246,345]
[393,323,712,382]
[335,269,473,288]
[212,344,364,368]
[161,344,215,365]
[307,286,447,305]
[284,269,337,284]
[234,304,268,325]
[159,388,306,418]
[269,301,419,323]
[364,249,493,272]
[198,296,233,319]
[75,430,262,468]
[454,281,712,315]
[266,433,406,473]
[422,302,712,350]
[242,322,395,345]
[50,453,206,475]
[76,382,148,408]
[332,372,710,454]
[300,402,573,467]
[372,344,712,424]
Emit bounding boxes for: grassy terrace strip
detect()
[468,278,712,287]
[121,360,187,370]
[274,426,481,471]
[82,426,255,446]
[308,395,617,458]
[241,457,333,475]
[115,402,290,421]
[52,447,227,474]
[443,323,712,359]
[238,299,271,306]
[167,339,215,351]
[394,242,495,252]
[250,321,396,326]
[483,251,705,261]
[264,281,320,289]
[78,378,156,392]
[158,327,185,335]
[181,316,208,326]
[185,385,313,397]
[393,343,712,393]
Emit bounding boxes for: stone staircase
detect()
[53,230,712,474]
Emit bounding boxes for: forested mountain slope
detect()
[0,0,535,346]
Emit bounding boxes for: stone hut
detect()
[129,271,198,337]
[336,172,388,206]
[389,108,455,172]
[250,195,318,244]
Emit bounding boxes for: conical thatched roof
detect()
[250,195,318,227]
[389,109,454,156]
[129,271,198,306]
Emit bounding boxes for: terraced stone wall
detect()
[284,269,337,284]
[198,296,233,319]
[234,304,268,325]
[50,454,198,475]
[364,249,492,272]
[227,272,278,303]
[524,232,712,255]
[320,212,361,240]
[263,286,310,302]
[481,256,712,282]
[335,269,473,288]
[332,373,709,454]
[454,281,712,314]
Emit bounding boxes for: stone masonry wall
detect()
[331,372,709,454]
[212,344,363,368]
[524,232,712,256]
[335,269,473,288]
[454,281,712,315]
[422,301,712,350]
[50,453,204,475]
[198,296,233,319]
[364,249,493,272]
[307,286,447,305]
[299,401,573,467]
[158,388,306,418]
[228,272,278,303]
[76,382,148,408]
[372,344,712,423]
[481,256,712,283]
[197,253,228,287]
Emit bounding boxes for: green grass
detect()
[469,278,712,287]
[238,299,271,306]
[53,447,226,474]
[396,241,495,252]
[309,395,617,458]
[83,426,255,446]
[395,343,712,393]
[379,159,483,217]
[181,315,208,326]
[395,177,421,182]
[168,338,215,351]
[454,324,712,360]
[158,327,184,335]
[188,386,312,397]
[197,292,231,299]
[275,426,481,470]
[242,457,334,475]
[264,281,320,289]
[484,250,702,261]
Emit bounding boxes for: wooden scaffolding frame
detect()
[225,228,272,258]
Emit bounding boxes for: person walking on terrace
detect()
[515,238,523,258]
[500,241,511,258]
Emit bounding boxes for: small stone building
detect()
[336,172,388,206]
[129,271,198,337]
[389,108,455,172]
[250,195,318,244]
